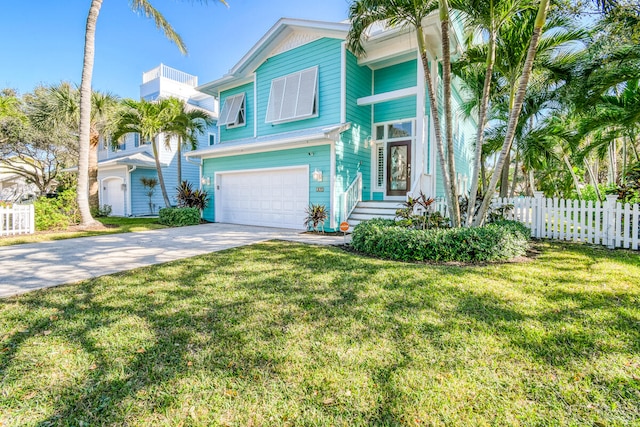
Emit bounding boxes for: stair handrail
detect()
[342,172,362,223]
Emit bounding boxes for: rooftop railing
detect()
[142,64,198,86]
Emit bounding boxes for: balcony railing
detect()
[142,64,198,86]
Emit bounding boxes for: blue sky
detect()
[0,0,351,99]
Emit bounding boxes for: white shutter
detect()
[218,93,245,127]
[296,67,318,118]
[266,78,285,123]
[265,66,318,124]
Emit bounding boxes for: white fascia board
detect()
[357,87,418,106]
[192,136,333,160]
[197,76,254,98]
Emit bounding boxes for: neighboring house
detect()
[97,64,218,216]
[0,160,42,203]
[186,17,476,230]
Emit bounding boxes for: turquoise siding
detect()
[373,60,417,124]
[374,97,417,123]
[373,59,417,94]
[255,38,342,137]
[201,145,332,226]
[130,168,165,216]
[372,192,384,200]
[341,51,373,205]
[219,82,254,142]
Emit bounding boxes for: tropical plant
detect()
[140,176,158,214]
[176,180,208,211]
[163,98,214,186]
[304,204,328,232]
[76,0,228,227]
[112,98,181,207]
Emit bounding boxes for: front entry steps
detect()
[347,201,403,230]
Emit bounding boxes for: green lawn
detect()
[0,217,167,247]
[1,241,639,426]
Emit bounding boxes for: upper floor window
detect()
[217,93,246,128]
[133,133,140,147]
[265,66,318,124]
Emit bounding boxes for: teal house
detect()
[187,16,475,230]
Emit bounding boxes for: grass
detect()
[0,217,167,246]
[0,241,639,426]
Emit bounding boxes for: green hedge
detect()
[351,219,530,262]
[158,207,201,226]
[34,189,79,231]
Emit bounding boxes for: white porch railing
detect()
[342,172,363,222]
[1,204,35,236]
[142,64,198,86]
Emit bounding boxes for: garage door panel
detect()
[217,167,309,230]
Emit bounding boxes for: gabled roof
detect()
[98,152,166,169]
[197,18,350,96]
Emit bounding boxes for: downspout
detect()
[127,165,137,216]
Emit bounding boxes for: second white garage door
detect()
[215,167,309,229]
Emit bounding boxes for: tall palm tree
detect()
[112,98,179,207]
[77,0,227,227]
[347,0,462,226]
[163,98,214,186]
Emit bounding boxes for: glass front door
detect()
[387,141,411,196]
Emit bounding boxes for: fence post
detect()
[533,191,543,238]
[29,204,35,234]
[605,194,618,249]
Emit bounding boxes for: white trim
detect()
[253,73,258,138]
[340,41,347,124]
[198,139,332,160]
[415,55,426,193]
[357,87,418,106]
[330,142,336,229]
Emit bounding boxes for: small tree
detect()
[140,177,158,215]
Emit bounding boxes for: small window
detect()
[100,137,108,151]
[388,122,412,139]
[377,145,385,188]
[134,133,140,147]
[375,125,384,141]
[217,93,246,128]
[265,66,318,124]
[209,133,216,146]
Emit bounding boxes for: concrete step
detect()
[356,201,404,209]
[349,213,396,222]
[350,207,400,216]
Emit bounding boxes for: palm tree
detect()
[112,98,179,208]
[77,0,227,227]
[347,0,463,226]
[163,98,214,186]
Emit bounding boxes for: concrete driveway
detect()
[0,223,349,299]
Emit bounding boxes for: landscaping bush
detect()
[158,207,201,226]
[34,188,79,231]
[351,218,530,262]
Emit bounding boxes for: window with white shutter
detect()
[265,66,318,124]
[217,93,246,128]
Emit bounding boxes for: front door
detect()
[387,141,411,196]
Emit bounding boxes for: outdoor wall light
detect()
[312,168,323,182]
[201,176,211,186]
[121,183,126,191]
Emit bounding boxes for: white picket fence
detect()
[435,194,640,250]
[0,204,35,236]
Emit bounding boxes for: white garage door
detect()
[216,167,309,229]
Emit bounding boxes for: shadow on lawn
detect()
[0,241,638,425]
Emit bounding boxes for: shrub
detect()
[34,188,79,231]
[92,204,112,218]
[351,219,530,262]
[158,207,201,226]
[304,204,328,232]
[176,181,208,211]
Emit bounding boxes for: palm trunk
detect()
[152,136,172,207]
[528,169,535,195]
[584,158,602,201]
[177,136,182,187]
[500,149,511,197]
[481,152,488,193]
[473,0,550,226]
[465,28,496,226]
[77,0,102,227]
[563,154,582,199]
[510,153,520,197]
[439,0,461,227]
[89,132,100,212]
[416,27,454,222]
